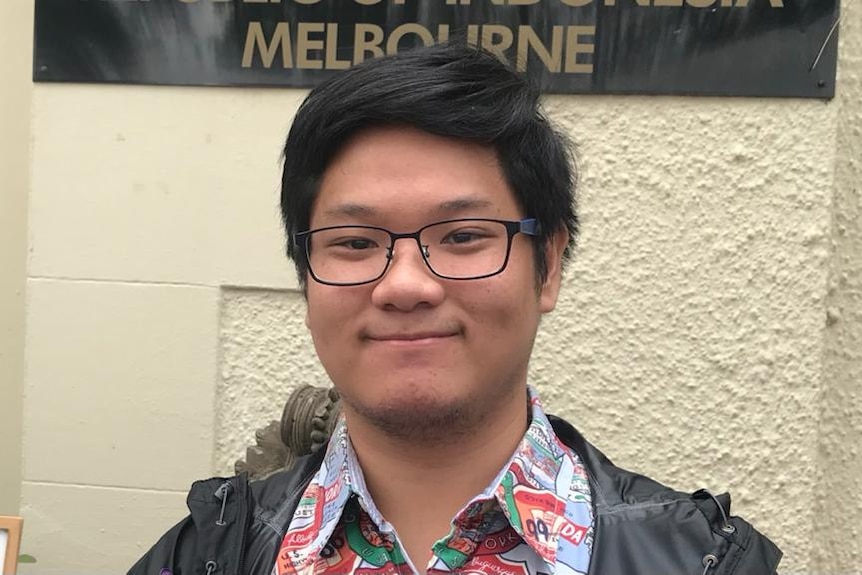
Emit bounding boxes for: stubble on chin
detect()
[337,373,529,445]
[341,393,484,445]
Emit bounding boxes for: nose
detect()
[370,238,445,312]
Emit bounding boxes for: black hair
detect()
[280,42,578,291]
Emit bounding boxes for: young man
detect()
[130,44,781,575]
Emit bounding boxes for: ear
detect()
[539,228,569,313]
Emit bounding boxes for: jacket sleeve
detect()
[127,515,198,575]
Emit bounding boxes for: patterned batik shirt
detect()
[273,389,594,575]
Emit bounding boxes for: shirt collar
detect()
[490,389,574,572]
[314,416,396,534]
[305,387,575,572]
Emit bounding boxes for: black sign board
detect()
[34,0,839,98]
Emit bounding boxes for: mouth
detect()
[364,330,462,345]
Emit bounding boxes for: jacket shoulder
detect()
[549,414,783,575]
[128,516,194,575]
[127,451,325,575]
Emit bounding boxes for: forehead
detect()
[311,126,521,228]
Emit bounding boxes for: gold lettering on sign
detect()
[296,22,325,69]
[733,0,784,6]
[565,25,595,73]
[242,21,292,68]
[354,24,385,64]
[516,25,563,73]
[588,0,656,6]
[386,23,436,55]
[437,24,451,43]
[481,25,514,64]
[466,24,480,47]
[325,24,350,69]
[562,0,778,6]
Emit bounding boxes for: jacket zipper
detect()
[212,478,253,574]
[237,475,252,575]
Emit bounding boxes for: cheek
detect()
[305,288,348,341]
[305,293,355,382]
[463,282,537,332]
[305,286,371,349]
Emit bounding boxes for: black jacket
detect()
[129,416,782,575]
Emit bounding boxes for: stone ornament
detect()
[235,385,341,481]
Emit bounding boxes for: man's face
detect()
[304,126,566,440]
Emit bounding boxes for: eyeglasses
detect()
[294,218,539,286]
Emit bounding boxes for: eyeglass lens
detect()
[306,220,513,284]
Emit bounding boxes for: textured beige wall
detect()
[812,4,862,573]
[16,5,858,575]
[0,0,33,516]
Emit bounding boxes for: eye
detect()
[333,237,378,250]
[441,229,487,245]
[323,232,383,251]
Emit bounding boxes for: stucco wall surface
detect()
[217,288,329,474]
[812,3,862,573]
[217,96,838,574]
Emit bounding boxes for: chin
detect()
[341,385,479,442]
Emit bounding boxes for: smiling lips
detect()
[364,330,461,344]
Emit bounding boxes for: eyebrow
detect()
[322,203,377,218]
[322,197,494,219]
[435,198,494,214]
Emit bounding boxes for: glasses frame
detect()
[294,218,540,287]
